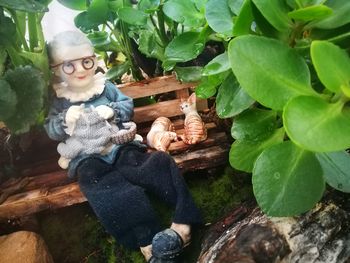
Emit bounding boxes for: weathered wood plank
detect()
[0,143,229,220]
[118,75,196,99]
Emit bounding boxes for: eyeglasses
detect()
[50,55,96,75]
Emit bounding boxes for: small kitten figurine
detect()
[180,93,207,144]
[147,117,178,151]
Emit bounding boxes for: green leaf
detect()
[0,79,17,120]
[163,0,205,27]
[228,0,245,15]
[106,62,130,81]
[312,0,350,29]
[88,31,112,49]
[74,12,100,32]
[229,35,316,110]
[311,41,350,94]
[231,108,277,140]
[284,96,350,152]
[0,14,17,46]
[205,0,234,36]
[316,151,350,193]
[252,0,292,32]
[233,0,254,36]
[195,81,217,99]
[164,31,205,64]
[202,52,230,76]
[138,30,165,61]
[3,66,45,134]
[0,0,48,12]
[108,0,124,12]
[230,127,284,172]
[288,5,332,22]
[57,0,87,10]
[174,66,202,82]
[253,141,325,216]
[118,7,148,26]
[138,0,160,13]
[87,0,110,25]
[216,73,254,118]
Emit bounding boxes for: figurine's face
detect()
[52,43,97,91]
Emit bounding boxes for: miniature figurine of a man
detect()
[44,30,202,262]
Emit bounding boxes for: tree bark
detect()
[198,195,350,263]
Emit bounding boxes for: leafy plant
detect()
[0,0,50,134]
[57,0,218,82]
[195,0,350,216]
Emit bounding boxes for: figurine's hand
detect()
[65,104,85,135]
[95,105,114,119]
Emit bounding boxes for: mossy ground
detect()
[38,166,253,263]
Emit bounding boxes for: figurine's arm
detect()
[44,99,69,141]
[105,81,134,122]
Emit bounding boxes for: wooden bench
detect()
[0,75,230,220]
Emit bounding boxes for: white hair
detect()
[48,30,93,64]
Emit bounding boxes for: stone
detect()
[0,231,54,263]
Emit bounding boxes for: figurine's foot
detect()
[140,244,152,262]
[151,228,190,261]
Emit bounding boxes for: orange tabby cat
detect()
[180,93,207,144]
[146,117,178,151]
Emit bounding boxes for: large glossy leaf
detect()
[3,66,45,134]
[118,7,148,26]
[228,35,316,110]
[252,0,292,32]
[216,73,254,118]
[57,0,87,11]
[0,79,17,120]
[316,151,350,193]
[106,62,130,81]
[202,52,230,76]
[196,72,229,99]
[164,32,205,64]
[312,0,350,29]
[230,127,284,172]
[311,41,350,94]
[231,108,277,140]
[288,5,332,22]
[253,141,325,216]
[205,0,234,36]
[0,0,48,12]
[233,0,254,36]
[284,95,350,152]
[174,66,202,82]
[163,0,205,27]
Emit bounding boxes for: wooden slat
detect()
[0,131,229,220]
[0,182,86,220]
[133,99,184,123]
[119,75,196,99]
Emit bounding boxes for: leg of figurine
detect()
[115,145,202,260]
[77,157,162,250]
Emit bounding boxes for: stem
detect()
[156,6,169,44]
[27,13,38,51]
[10,11,29,51]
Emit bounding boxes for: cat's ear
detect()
[188,92,197,104]
[180,97,186,103]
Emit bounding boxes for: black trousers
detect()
[77,145,202,249]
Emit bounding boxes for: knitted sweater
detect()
[44,80,145,178]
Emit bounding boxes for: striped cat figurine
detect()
[180,93,207,144]
[146,117,178,151]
